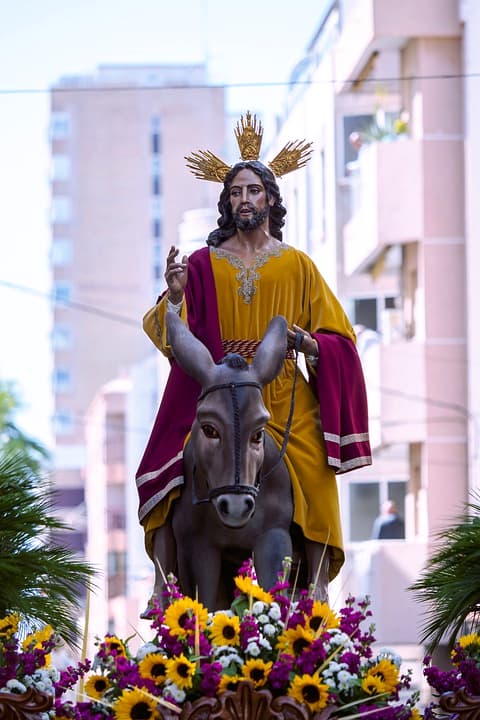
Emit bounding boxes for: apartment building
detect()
[269,0,471,662]
[49,64,225,567]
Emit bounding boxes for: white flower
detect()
[251,601,266,615]
[337,669,356,690]
[136,642,159,661]
[377,647,402,667]
[263,623,277,637]
[214,650,244,668]
[32,680,48,692]
[6,679,27,693]
[259,636,272,651]
[268,603,282,621]
[246,641,261,657]
[163,682,186,703]
[257,613,270,624]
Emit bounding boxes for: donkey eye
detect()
[202,424,220,439]
[250,429,264,444]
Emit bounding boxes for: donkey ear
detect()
[251,315,288,386]
[166,311,215,386]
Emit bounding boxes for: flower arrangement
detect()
[423,632,480,700]
[0,613,61,696]
[31,559,419,720]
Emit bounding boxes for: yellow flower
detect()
[0,613,20,639]
[458,633,480,649]
[166,654,197,690]
[361,673,386,696]
[113,688,158,720]
[103,635,127,657]
[288,674,330,712]
[209,613,240,647]
[276,624,315,655]
[234,576,273,603]
[368,658,399,693]
[85,674,110,699]
[164,597,208,637]
[306,601,339,633]
[218,674,245,694]
[410,708,423,720]
[241,659,272,688]
[138,653,168,685]
[23,624,54,651]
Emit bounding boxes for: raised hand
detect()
[165,245,188,304]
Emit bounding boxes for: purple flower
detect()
[200,661,222,696]
[269,653,294,690]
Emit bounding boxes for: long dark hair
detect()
[207,161,287,246]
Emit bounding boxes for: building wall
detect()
[49,65,225,557]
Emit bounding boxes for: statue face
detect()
[228,168,272,231]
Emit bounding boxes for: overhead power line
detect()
[1,71,480,96]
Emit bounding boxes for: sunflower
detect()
[288,674,330,712]
[138,653,168,685]
[84,674,110,699]
[113,688,158,720]
[361,673,386,696]
[241,659,272,688]
[368,658,399,693]
[234,576,273,603]
[23,624,54,650]
[458,633,480,650]
[0,613,20,639]
[164,597,208,637]
[276,624,315,655]
[218,674,245,694]
[209,613,241,647]
[410,708,423,720]
[103,635,127,657]
[306,601,339,633]
[166,654,197,690]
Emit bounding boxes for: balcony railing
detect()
[343,139,423,275]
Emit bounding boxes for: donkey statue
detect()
[165,311,294,610]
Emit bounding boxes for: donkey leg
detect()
[305,540,330,603]
[254,528,292,592]
[140,519,177,616]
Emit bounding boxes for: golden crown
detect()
[185,111,313,182]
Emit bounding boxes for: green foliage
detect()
[0,452,96,648]
[0,380,50,473]
[409,494,480,652]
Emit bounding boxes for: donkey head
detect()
[166,312,288,527]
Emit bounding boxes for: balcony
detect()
[334,0,460,91]
[343,139,423,275]
[380,340,427,446]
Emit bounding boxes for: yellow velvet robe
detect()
[143,244,355,578]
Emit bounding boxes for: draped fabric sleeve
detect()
[142,294,188,359]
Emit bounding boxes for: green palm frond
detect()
[409,494,480,652]
[0,452,96,647]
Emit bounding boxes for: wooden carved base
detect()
[163,683,337,720]
[0,688,53,720]
[439,689,480,720]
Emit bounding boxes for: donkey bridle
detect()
[191,331,304,506]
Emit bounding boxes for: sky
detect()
[0,0,327,446]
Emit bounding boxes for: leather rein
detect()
[191,332,303,505]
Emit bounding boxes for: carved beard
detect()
[233,205,269,231]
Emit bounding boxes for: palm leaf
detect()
[0,452,96,647]
[409,493,480,652]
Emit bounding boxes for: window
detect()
[51,196,72,223]
[50,112,71,140]
[53,368,72,393]
[152,219,162,238]
[51,239,72,266]
[152,175,161,195]
[151,197,163,219]
[53,410,74,435]
[51,155,71,181]
[346,480,407,542]
[52,325,72,349]
[352,296,399,333]
[53,282,72,304]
